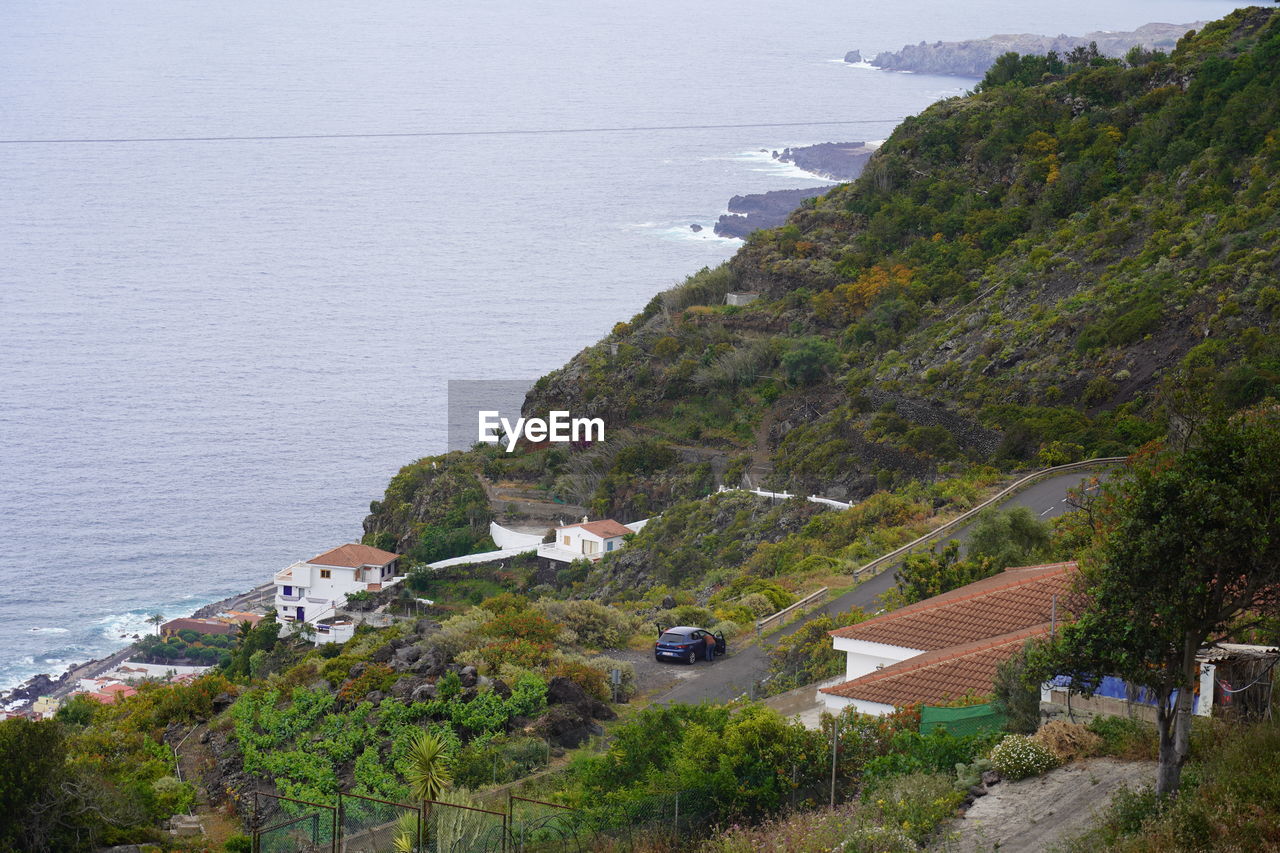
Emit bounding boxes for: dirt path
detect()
[933,758,1156,853]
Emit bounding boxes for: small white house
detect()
[819,562,1077,716]
[537,518,633,565]
[274,543,402,635]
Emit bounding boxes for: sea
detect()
[0,0,1249,692]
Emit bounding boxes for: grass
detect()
[1065,717,1280,851]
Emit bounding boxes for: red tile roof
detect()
[310,543,401,568]
[820,624,1050,706]
[829,562,1078,651]
[557,519,632,538]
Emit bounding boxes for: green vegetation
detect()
[1045,411,1280,796]
[0,674,231,851]
[1068,719,1280,851]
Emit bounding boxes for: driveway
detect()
[652,466,1114,707]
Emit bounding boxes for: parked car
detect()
[654,625,726,664]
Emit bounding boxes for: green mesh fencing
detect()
[919,703,1006,737]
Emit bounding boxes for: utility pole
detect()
[829,714,839,808]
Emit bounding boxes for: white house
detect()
[536,518,633,565]
[274,543,402,638]
[819,562,1077,716]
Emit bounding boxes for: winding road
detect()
[652,464,1114,706]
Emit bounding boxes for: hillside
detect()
[11,11,1280,852]
[367,8,1280,585]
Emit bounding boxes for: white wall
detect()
[832,636,924,681]
[820,691,896,717]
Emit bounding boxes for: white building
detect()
[274,543,402,636]
[819,562,1077,717]
[536,518,633,565]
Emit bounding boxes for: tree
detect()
[147,613,164,636]
[969,506,1053,570]
[890,541,998,606]
[781,338,839,386]
[1047,411,1280,796]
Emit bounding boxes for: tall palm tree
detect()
[146,613,164,636]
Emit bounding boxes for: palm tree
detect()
[146,613,164,636]
[401,728,451,851]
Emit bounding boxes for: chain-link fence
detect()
[339,792,422,853]
[424,797,509,853]
[253,791,337,853]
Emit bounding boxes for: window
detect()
[606,541,615,551]
[563,535,570,546]
[583,540,598,555]
[320,569,331,579]
[283,585,292,596]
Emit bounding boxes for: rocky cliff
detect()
[856,21,1201,77]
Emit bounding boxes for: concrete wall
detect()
[833,636,924,681]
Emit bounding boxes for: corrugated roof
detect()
[820,624,1050,706]
[829,562,1077,651]
[310,543,401,568]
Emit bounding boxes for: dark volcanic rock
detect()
[714,187,829,239]
[843,49,862,63]
[690,223,703,233]
[777,141,875,182]
[459,665,478,688]
[532,704,603,749]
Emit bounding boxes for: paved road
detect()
[654,465,1115,706]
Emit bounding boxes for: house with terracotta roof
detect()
[536,518,634,566]
[274,543,403,639]
[819,562,1078,716]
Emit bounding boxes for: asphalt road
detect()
[653,465,1114,706]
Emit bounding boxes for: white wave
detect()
[28,626,70,634]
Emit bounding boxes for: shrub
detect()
[338,663,397,703]
[478,638,553,671]
[990,733,1058,780]
[547,659,610,701]
[224,835,252,853]
[534,599,641,648]
[483,610,561,645]
[1086,715,1158,760]
[867,771,965,845]
[1032,720,1101,763]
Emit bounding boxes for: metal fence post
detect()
[829,715,839,808]
[673,791,679,837]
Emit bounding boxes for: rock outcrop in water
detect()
[776,141,876,181]
[713,140,876,238]
[714,187,828,239]
[853,21,1201,78]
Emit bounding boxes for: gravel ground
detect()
[933,758,1157,853]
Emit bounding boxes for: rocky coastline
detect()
[853,21,1201,78]
[709,140,875,238]
[0,581,274,715]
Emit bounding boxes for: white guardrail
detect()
[752,456,1126,635]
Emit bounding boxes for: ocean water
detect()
[0,0,1249,690]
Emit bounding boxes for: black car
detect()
[654,625,726,664]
